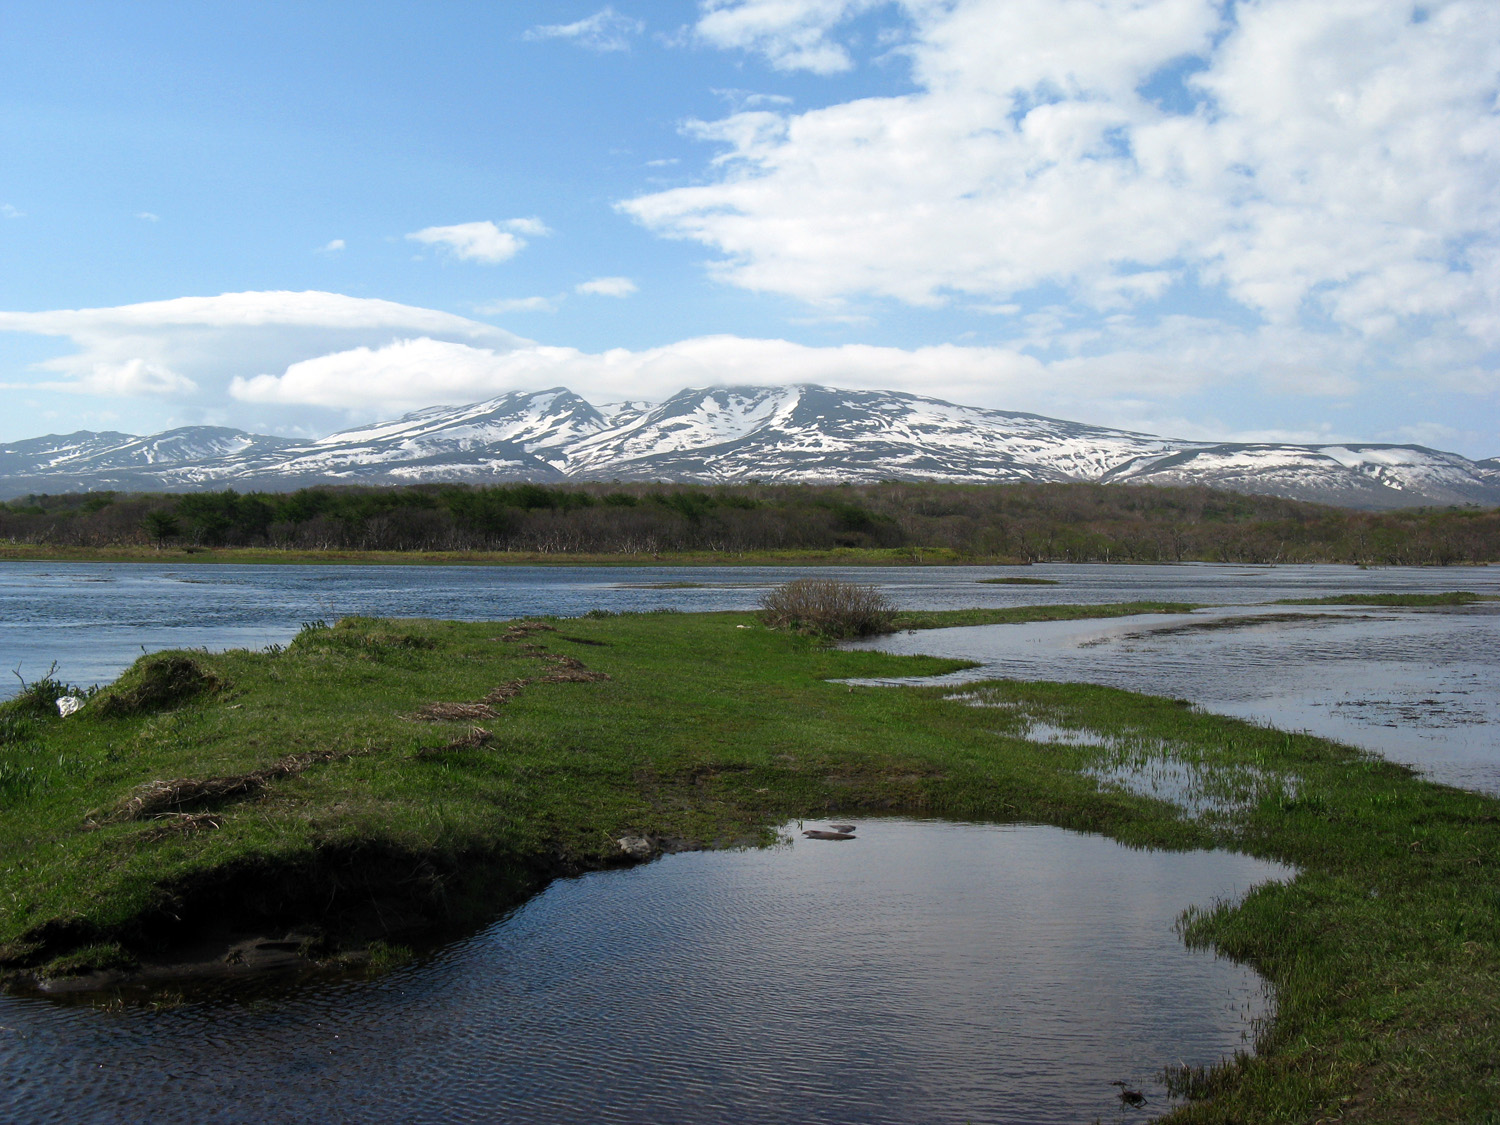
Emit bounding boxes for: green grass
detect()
[1,606,1497,1121]
[1275,591,1500,607]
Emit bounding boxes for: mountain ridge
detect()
[3,384,1496,510]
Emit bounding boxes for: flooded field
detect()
[0,821,1290,1125]
[849,603,1500,794]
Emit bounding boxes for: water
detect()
[2,559,1493,699]
[849,603,1500,794]
[0,820,1290,1125]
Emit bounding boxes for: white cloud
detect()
[136,211,160,222]
[695,0,887,74]
[0,291,524,406]
[476,296,560,314]
[575,276,639,297]
[1,204,22,219]
[406,218,550,264]
[524,7,645,52]
[627,0,1500,395]
[318,238,346,253]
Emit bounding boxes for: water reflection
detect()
[0,821,1289,1124]
[849,604,1500,794]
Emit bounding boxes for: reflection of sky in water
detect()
[0,821,1289,1125]
[3,560,1496,698]
[851,605,1500,794]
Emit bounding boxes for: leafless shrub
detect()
[757,578,897,638]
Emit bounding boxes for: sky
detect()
[0,0,1497,457]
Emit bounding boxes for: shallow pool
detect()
[0,820,1290,1124]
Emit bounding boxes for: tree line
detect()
[1,480,1497,564]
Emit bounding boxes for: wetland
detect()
[2,562,1499,1121]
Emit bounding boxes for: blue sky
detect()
[1,0,1497,457]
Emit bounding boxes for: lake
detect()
[0,820,1290,1125]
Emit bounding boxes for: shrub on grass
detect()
[758,578,897,639]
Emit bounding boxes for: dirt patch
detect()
[559,635,611,646]
[109,748,357,822]
[94,655,224,718]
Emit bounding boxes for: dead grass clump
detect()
[537,667,611,684]
[483,682,529,704]
[138,812,224,841]
[94,655,224,718]
[411,701,500,722]
[112,748,352,821]
[758,578,897,639]
[498,622,557,642]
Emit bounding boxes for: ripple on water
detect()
[0,820,1290,1125]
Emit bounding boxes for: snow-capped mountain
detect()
[0,427,295,491]
[2,384,1496,509]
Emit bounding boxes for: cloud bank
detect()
[0,289,1492,450]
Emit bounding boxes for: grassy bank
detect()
[2,607,1497,1121]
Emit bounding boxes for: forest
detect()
[1,480,1497,564]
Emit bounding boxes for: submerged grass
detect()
[1276,591,1500,607]
[0,605,1496,1121]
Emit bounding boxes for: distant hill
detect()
[3,385,1497,509]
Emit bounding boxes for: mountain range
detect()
[3,384,1497,509]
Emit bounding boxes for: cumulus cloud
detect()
[1,204,22,219]
[406,218,550,264]
[524,7,645,52]
[575,276,639,297]
[318,238,346,253]
[628,0,1500,396]
[136,212,160,222]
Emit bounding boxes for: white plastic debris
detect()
[56,695,84,718]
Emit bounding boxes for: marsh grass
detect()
[0,606,1497,1122]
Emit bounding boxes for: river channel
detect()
[0,820,1290,1125]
